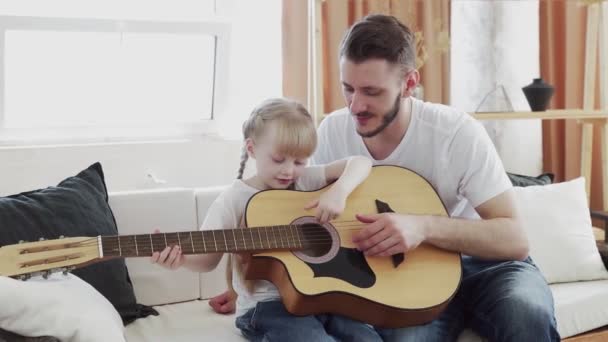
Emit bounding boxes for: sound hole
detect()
[299,223,332,257]
[292,216,340,264]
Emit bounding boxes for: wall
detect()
[451,0,542,175]
[2,1,546,194]
[0,137,243,196]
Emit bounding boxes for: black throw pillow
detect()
[0,162,157,324]
[0,329,59,342]
[507,172,554,187]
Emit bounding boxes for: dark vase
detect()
[522,78,555,112]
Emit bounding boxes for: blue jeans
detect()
[377,256,560,342]
[236,300,383,342]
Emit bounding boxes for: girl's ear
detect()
[245,138,255,158]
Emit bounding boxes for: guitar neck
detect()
[101,225,312,258]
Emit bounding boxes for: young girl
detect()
[151,98,382,341]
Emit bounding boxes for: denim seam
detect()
[250,303,260,329]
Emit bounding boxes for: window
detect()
[0,0,282,144]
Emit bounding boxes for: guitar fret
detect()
[118,236,122,256]
[221,230,228,252]
[252,229,256,249]
[151,233,164,253]
[278,226,289,247]
[190,231,201,254]
[245,229,250,250]
[189,232,195,253]
[201,232,207,253]
[149,234,153,253]
[289,225,296,248]
[212,230,218,252]
[223,230,232,252]
[273,227,278,248]
[135,235,150,255]
[294,225,302,248]
[239,229,246,250]
[265,227,271,249]
[268,227,273,248]
[285,225,292,248]
[221,230,226,251]
[177,233,183,252]
[257,227,263,249]
[248,229,255,250]
[163,234,167,250]
[232,229,238,251]
[275,227,280,249]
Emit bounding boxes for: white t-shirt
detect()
[312,97,511,219]
[200,165,327,316]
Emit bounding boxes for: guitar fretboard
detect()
[101,225,325,257]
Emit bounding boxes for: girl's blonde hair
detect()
[236,98,317,179]
[229,98,317,293]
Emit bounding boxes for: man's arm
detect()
[353,188,529,261]
[424,188,528,260]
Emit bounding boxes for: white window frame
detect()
[0,15,231,146]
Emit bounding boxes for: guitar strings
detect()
[40,220,383,251]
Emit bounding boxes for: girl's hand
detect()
[304,186,347,223]
[209,289,237,314]
[150,229,186,270]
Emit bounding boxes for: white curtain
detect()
[450,0,542,175]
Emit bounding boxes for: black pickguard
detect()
[301,198,403,287]
[305,247,375,288]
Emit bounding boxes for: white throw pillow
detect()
[0,273,125,342]
[514,177,608,284]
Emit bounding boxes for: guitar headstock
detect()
[0,236,101,280]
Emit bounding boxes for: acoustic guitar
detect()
[0,165,461,328]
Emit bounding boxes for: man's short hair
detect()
[339,14,416,70]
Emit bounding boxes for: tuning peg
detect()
[42,270,51,279]
[59,235,65,239]
[18,240,25,244]
[62,267,75,275]
[39,237,46,241]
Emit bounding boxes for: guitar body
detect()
[244,165,462,328]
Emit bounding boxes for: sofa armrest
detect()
[591,210,608,241]
[591,210,608,269]
[591,209,608,224]
[597,242,608,270]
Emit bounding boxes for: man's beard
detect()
[353,95,401,138]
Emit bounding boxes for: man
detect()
[211,14,559,341]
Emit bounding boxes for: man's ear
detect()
[245,138,255,158]
[402,69,420,98]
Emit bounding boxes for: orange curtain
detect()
[282,0,309,107]
[282,0,450,115]
[540,1,603,211]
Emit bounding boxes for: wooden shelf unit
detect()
[471,109,608,211]
[473,110,608,120]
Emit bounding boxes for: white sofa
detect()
[108,186,608,341]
